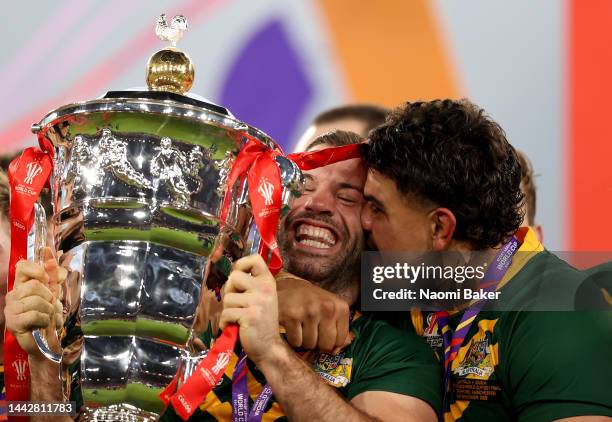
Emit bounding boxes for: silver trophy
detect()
[28,15,302,421]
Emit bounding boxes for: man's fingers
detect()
[41,246,55,263]
[223,292,254,309]
[233,254,269,277]
[14,260,48,286]
[301,319,319,350]
[45,262,67,287]
[18,295,56,317]
[317,317,337,353]
[14,310,52,332]
[219,308,245,329]
[283,320,303,349]
[336,307,350,350]
[12,279,54,303]
[225,270,256,294]
[54,299,64,330]
[332,332,355,355]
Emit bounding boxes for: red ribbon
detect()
[287,143,362,170]
[5,143,54,414]
[220,139,284,275]
[164,141,363,420]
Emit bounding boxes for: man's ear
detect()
[429,208,456,251]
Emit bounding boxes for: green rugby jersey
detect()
[160,312,441,421]
[406,228,612,421]
[584,261,612,305]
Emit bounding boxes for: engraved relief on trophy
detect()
[63,128,217,209]
[65,128,152,194]
[214,150,235,196]
[150,136,206,207]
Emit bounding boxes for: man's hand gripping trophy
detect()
[5,247,65,361]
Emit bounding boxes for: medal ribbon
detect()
[435,236,519,412]
[5,143,54,412]
[231,352,274,422]
[165,141,363,420]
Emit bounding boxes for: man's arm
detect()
[220,255,437,422]
[257,341,435,422]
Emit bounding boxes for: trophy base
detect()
[80,404,159,421]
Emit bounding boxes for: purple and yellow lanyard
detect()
[435,237,519,414]
[231,311,357,422]
[231,352,274,422]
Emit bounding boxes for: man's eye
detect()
[302,183,315,193]
[338,195,357,203]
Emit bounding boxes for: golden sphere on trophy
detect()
[146,14,194,95]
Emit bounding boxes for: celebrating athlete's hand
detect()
[219,254,284,365]
[4,247,65,359]
[276,270,352,353]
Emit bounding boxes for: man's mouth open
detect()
[294,221,339,250]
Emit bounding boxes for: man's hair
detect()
[363,99,524,250]
[0,170,9,219]
[313,104,389,134]
[306,129,364,151]
[516,150,536,226]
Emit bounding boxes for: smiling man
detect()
[209,130,441,422]
[360,99,612,421]
[279,131,365,303]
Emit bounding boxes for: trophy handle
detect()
[32,330,62,363]
[28,202,63,363]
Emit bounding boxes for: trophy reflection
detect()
[28,14,301,421]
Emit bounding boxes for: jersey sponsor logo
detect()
[311,352,352,388]
[453,339,493,378]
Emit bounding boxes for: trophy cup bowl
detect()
[29,89,301,421]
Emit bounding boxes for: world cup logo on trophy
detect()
[10,14,303,421]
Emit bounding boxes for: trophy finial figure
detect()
[147,13,194,95]
[155,13,188,47]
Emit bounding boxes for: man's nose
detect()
[305,187,335,215]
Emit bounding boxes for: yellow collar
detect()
[496,226,544,290]
[443,227,544,317]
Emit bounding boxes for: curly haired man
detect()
[361,99,612,421]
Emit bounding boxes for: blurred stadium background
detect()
[0,0,610,251]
